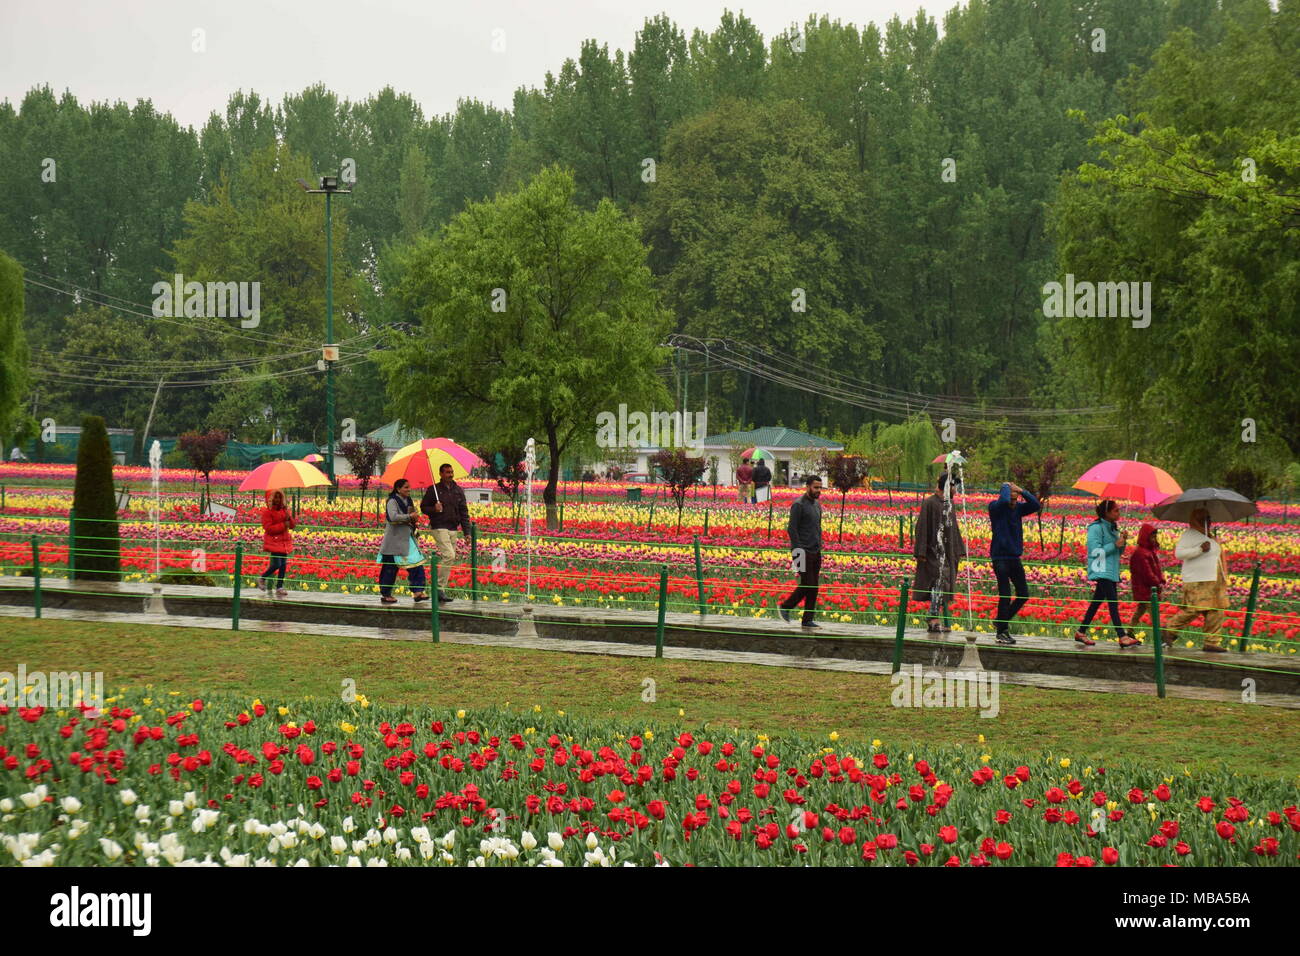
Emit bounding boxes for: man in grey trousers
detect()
[779,474,824,629]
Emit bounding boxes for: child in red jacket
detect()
[1126,523,1166,642]
[260,490,296,598]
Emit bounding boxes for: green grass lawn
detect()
[2,618,1297,781]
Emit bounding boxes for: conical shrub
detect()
[72,415,121,581]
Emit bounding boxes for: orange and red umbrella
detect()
[1073,459,1181,506]
[238,459,331,492]
[380,438,484,488]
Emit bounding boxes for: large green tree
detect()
[0,251,30,450]
[643,97,882,432]
[381,166,670,526]
[1048,0,1299,483]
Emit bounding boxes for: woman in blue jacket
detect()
[1074,499,1138,647]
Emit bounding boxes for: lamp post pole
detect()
[297,175,351,503]
[325,189,335,501]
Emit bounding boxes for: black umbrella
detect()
[1152,488,1257,523]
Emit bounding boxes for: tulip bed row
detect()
[2,487,1299,648]
[1,691,1295,867]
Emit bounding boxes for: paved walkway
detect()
[3,602,1296,709]
[7,575,1296,670]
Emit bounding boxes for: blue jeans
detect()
[378,555,426,598]
[261,554,287,587]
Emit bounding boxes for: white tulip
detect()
[99,838,123,861]
[411,826,430,844]
[68,820,89,840]
[585,831,599,850]
[119,789,138,806]
[60,797,82,814]
[135,805,151,821]
[243,818,261,836]
[520,831,537,851]
[278,832,298,850]
[346,855,361,867]
[267,837,281,854]
[395,847,411,861]
[382,827,399,845]
[182,791,198,810]
[365,857,388,867]
[342,815,355,833]
[0,799,12,812]
[418,841,434,860]
[548,832,564,852]
[269,821,288,837]
[352,839,368,854]
[330,836,348,855]
[168,800,184,817]
[19,792,41,810]
[225,854,250,867]
[162,845,186,865]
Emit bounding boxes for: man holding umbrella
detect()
[421,463,472,603]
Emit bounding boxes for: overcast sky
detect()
[1,0,932,128]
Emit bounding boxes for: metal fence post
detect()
[767,498,774,540]
[702,508,709,537]
[232,543,243,631]
[655,565,668,658]
[68,507,76,580]
[1239,562,1260,653]
[891,576,911,674]
[1151,587,1165,699]
[31,536,41,619]
[430,555,440,643]
[693,535,707,617]
[470,523,479,603]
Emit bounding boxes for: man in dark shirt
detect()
[988,481,1040,645]
[779,474,824,629]
[420,463,472,603]
[752,458,772,503]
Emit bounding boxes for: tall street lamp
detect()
[297,174,351,500]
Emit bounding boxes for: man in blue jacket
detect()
[988,481,1040,645]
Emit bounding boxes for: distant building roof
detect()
[698,427,844,450]
[366,420,423,448]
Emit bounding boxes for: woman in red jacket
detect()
[260,490,295,598]
[1125,522,1166,644]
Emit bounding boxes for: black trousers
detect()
[1079,579,1124,636]
[378,554,427,598]
[780,550,822,624]
[992,557,1029,632]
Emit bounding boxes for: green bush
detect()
[71,415,121,581]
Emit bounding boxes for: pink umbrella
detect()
[1073,459,1182,506]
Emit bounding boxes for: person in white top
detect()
[1163,508,1229,652]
